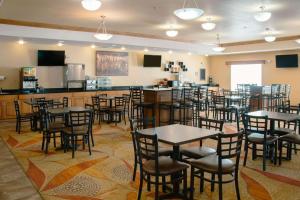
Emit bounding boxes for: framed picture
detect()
[200,68,206,80]
[96,51,128,76]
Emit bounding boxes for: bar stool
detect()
[130,87,155,120]
[158,88,181,126]
[178,88,194,125]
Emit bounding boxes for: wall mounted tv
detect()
[143,55,162,67]
[276,54,298,68]
[37,50,65,66]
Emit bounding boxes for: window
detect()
[231,64,262,90]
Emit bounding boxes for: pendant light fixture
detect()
[81,0,102,11]
[174,0,204,20]
[201,17,216,31]
[254,6,271,22]
[264,28,276,42]
[212,34,225,52]
[94,16,113,41]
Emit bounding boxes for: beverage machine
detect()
[20,67,38,92]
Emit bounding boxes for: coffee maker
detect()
[20,67,38,92]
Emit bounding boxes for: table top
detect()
[137,124,220,146]
[247,110,300,122]
[48,106,91,115]
[24,99,61,105]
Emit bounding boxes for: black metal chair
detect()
[135,131,189,200]
[63,97,69,107]
[62,110,93,158]
[278,131,300,165]
[178,88,194,125]
[181,117,224,162]
[14,100,33,134]
[110,96,126,125]
[91,96,109,125]
[190,131,243,200]
[129,118,173,181]
[40,108,65,154]
[242,114,278,171]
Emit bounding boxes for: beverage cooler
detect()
[20,67,38,91]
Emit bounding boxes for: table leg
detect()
[172,145,180,193]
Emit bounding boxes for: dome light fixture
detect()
[81,0,101,11]
[94,16,113,41]
[254,6,271,22]
[264,28,276,42]
[18,39,25,45]
[57,41,64,46]
[166,29,178,37]
[168,50,173,54]
[174,0,204,20]
[201,17,216,31]
[212,34,225,52]
[144,48,149,52]
[91,44,96,48]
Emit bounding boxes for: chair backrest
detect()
[242,114,268,136]
[63,97,69,107]
[130,87,143,103]
[217,131,243,171]
[14,100,21,117]
[129,117,156,131]
[39,108,50,132]
[213,95,226,107]
[69,110,92,134]
[135,131,159,169]
[91,96,100,109]
[115,96,125,108]
[182,88,193,100]
[199,117,224,131]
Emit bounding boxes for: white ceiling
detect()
[0,0,300,54]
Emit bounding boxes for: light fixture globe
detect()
[254,6,271,22]
[264,35,276,42]
[174,8,204,20]
[94,33,113,40]
[201,22,216,31]
[166,30,178,37]
[81,0,101,11]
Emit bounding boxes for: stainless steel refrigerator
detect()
[64,63,85,89]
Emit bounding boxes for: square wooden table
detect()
[247,110,300,132]
[137,124,220,159]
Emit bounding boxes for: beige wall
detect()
[209,49,300,104]
[0,39,209,89]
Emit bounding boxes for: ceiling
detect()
[0,0,300,54]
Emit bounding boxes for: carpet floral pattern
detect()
[1,120,300,200]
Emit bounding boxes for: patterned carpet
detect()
[0,119,300,200]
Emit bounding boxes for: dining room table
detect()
[137,124,221,193]
[247,110,300,133]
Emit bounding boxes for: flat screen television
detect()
[143,55,161,67]
[38,50,65,66]
[276,54,298,68]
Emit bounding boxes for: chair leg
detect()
[41,133,45,151]
[155,175,159,200]
[133,157,137,181]
[263,145,267,171]
[138,171,143,200]
[71,136,75,159]
[243,142,248,166]
[279,140,282,165]
[190,166,195,200]
[235,171,241,200]
[183,169,188,199]
[211,173,215,192]
[87,135,92,156]
[274,141,277,165]
[162,176,166,193]
[147,174,151,191]
[218,173,223,200]
[200,171,204,193]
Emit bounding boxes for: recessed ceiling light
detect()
[57,41,64,46]
[254,6,271,22]
[295,39,300,44]
[205,54,209,57]
[166,30,178,37]
[168,50,173,54]
[188,52,192,55]
[121,46,126,50]
[201,17,216,31]
[81,0,101,11]
[264,35,276,42]
[144,48,149,52]
[91,44,96,48]
[18,39,24,45]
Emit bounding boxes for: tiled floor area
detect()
[0,138,42,200]
[0,119,300,200]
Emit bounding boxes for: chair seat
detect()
[143,156,189,175]
[19,113,33,120]
[279,133,300,144]
[273,128,295,136]
[159,102,180,108]
[181,146,216,159]
[248,133,278,144]
[190,155,235,173]
[63,126,89,135]
[49,122,65,132]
